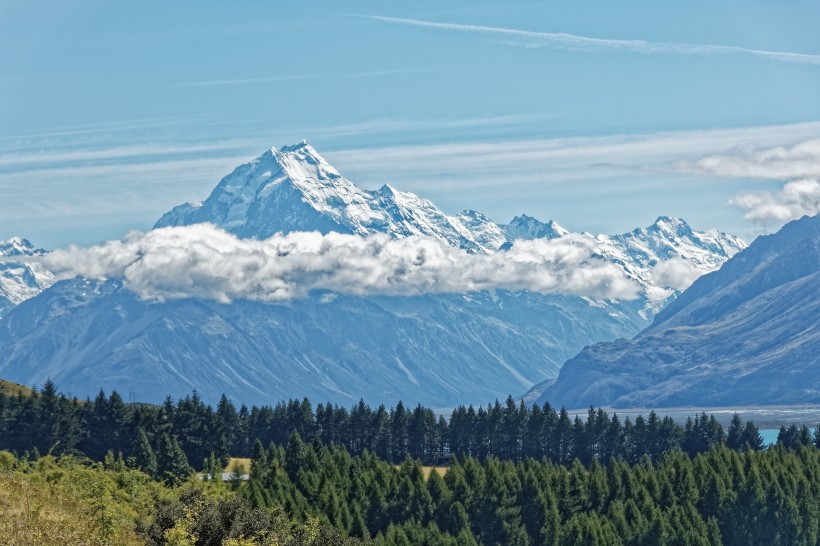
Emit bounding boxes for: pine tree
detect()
[206,451,223,482]
[157,432,192,485]
[250,438,268,479]
[740,421,764,451]
[706,516,723,546]
[726,414,743,450]
[133,428,157,478]
[391,402,409,463]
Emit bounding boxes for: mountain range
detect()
[532,214,820,408]
[0,237,53,318]
[0,142,746,407]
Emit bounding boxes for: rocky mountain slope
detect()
[533,214,820,408]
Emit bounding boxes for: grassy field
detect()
[392,465,449,479]
[0,452,349,546]
[421,466,448,479]
[225,457,252,474]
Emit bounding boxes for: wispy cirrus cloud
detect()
[4,119,818,247]
[171,68,433,88]
[327,121,820,189]
[366,15,820,66]
[0,140,253,171]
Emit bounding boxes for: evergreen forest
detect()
[2,380,820,545]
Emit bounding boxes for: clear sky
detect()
[1,0,819,248]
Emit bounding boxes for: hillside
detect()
[534,214,820,408]
[0,378,32,397]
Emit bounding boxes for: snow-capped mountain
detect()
[0,142,748,407]
[156,141,506,253]
[0,237,54,317]
[600,216,746,282]
[156,142,745,295]
[590,216,747,309]
[0,143,746,318]
[530,214,820,408]
[504,214,569,241]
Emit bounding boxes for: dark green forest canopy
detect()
[241,437,820,546]
[2,380,818,469]
[3,380,820,545]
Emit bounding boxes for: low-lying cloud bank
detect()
[37,225,641,304]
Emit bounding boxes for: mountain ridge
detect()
[531,214,820,408]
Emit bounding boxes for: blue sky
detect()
[1,0,819,248]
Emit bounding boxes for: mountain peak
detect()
[154,142,505,251]
[651,215,691,231]
[0,237,40,257]
[511,213,535,222]
[653,215,685,225]
[279,139,312,153]
[377,183,398,196]
[153,141,744,270]
[505,214,568,240]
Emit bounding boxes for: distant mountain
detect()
[504,214,569,241]
[0,279,653,406]
[156,142,744,292]
[0,143,747,406]
[155,141,507,253]
[532,214,820,408]
[0,237,53,318]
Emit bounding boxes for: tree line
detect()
[242,434,820,545]
[1,380,820,476]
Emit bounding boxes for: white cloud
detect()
[367,15,820,66]
[730,179,820,224]
[674,139,820,225]
[650,258,707,291]
[683,139,820,180]
[37,225,641,303]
